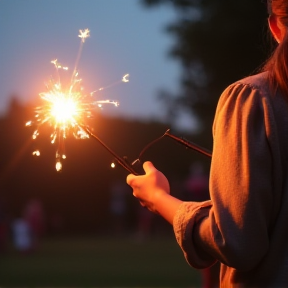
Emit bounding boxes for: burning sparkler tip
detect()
[29,28,128,171]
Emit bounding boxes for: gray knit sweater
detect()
[173,72,288,287]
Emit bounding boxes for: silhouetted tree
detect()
[141,0,272,147]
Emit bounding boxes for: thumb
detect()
[142,161,156,174]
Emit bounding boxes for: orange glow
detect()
[28,29,129,171]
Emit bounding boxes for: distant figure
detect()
[0,199,8,253]
[11,218,32,254]
[109,181,129,235]
[135,205,154,241]
[23,199,45,250]
[183,162,210,202]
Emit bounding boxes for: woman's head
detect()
[264,0,288,96]
[268,0,288,42]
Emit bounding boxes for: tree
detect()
[141,0,273,147]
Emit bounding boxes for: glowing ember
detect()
[56,161,62,172]
[28,29,129,171]
[32,150,40,156]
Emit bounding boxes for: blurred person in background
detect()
[23,199,45,250]
[0,198,9,254]
[109,181,129,235]
[11,216,32,254]
[183,162,210,202]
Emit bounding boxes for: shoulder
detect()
[217,72,270,110]
[213,72,272,129]
[235,72,269,91]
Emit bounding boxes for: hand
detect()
[126,161,170,213]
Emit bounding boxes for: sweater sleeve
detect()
[173,83,274,271]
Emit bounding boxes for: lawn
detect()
[0,235,202,287]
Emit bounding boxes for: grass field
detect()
[0,235,202,287]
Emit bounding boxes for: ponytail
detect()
[263,0,288,97]
[263,31,288,97]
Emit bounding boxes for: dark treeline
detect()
[141,0,271,147]
[0,98,210,235]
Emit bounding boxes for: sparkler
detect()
[26,29,130,172]
[26,28,210,175]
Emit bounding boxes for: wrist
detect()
[153,191,183,224]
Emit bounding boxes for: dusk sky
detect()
[0,0,197,130]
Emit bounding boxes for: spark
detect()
[28,29,129,171]
[32,150,40,156]
[122,74,129,83]
[78,29,90,43]
[56,161,62,172]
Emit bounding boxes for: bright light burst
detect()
[26,29,129,171]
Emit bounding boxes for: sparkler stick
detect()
[128,129,211,176]
[78,124,140,175]
[164,129,212,158]
[132,129,212,167]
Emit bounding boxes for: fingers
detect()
[126,173,135,186]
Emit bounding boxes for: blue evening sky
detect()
[0,0,199,130]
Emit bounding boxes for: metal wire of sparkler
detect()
[164,129,212,157]
[129,129,212,174]
[79,124,140,175]
[76,127,212,176]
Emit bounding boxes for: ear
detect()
[268,15,283,43]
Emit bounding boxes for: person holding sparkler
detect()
[127,1,288,287]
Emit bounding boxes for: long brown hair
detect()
[263,0,288,96]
